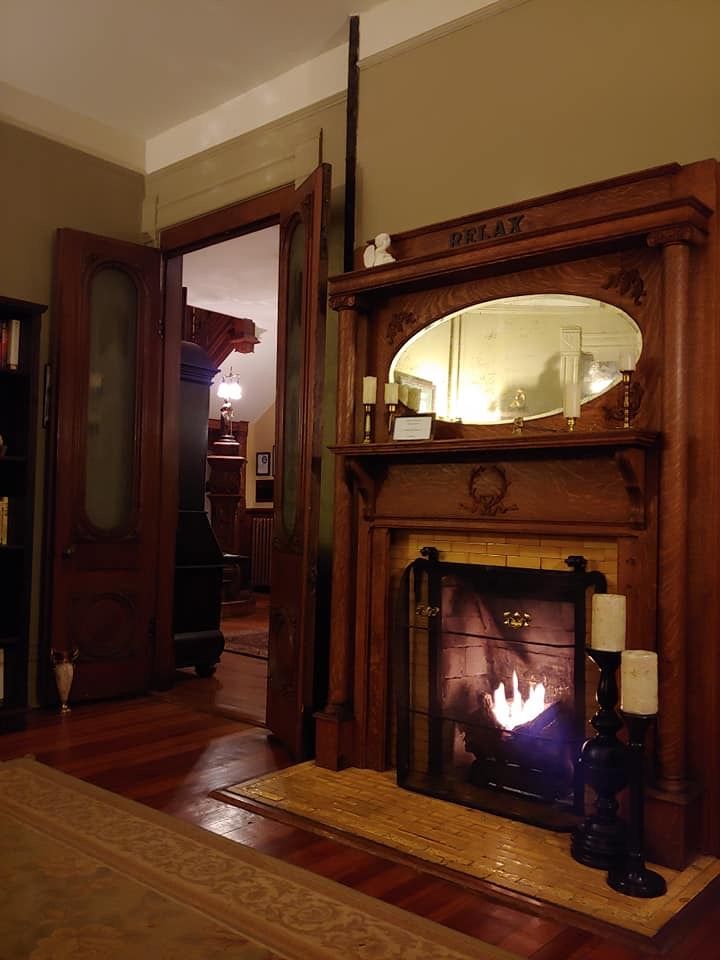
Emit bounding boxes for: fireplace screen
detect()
[395,553,605,830]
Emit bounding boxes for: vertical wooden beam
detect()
[647,226,703,793]
[315,295,363,768]
[343,15,360,273]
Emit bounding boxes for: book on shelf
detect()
[0,318,20,370]
[0,497,8,545]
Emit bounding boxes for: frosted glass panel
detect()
[85,268,137,531]
[281,219,306,537]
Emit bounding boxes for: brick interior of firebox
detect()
[390,532,619,765]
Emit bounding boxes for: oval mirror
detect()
[388,294,642,424]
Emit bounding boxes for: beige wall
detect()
[0,121,144,702]
[245,403,276,508]
[1,122,144,304]
[357,0,720,240]
[143,0,720,615]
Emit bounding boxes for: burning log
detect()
[461,696,577,802]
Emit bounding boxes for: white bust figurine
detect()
[362,232,396,267]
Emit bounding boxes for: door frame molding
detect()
[154,185,295,690]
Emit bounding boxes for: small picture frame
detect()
[256,451,272,476]
[392,413,436,441]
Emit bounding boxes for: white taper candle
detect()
[362,376,377,404]
[618,351,636,372]
[384,382,399,404]
[563,380,581,418]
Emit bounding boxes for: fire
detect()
[492,670,546,731]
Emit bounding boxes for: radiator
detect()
[250,514,273,588]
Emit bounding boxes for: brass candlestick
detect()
[621,370,634,429]
[566,416,577,432]
[387,402,397,437]
[363,403,374,444]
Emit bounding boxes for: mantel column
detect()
[647,225,704,794]
[315,293,366,769]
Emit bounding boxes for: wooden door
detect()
[267,164,331,758]
[47,229,165,702]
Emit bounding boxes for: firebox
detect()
[395,550,606,831]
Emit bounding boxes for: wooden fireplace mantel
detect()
[331,429,660,458]
[317,160,720,871]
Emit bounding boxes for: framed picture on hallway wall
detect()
[256,451,271,476]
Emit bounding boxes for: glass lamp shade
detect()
[217,378,242,400]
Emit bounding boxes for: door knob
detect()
[61,545,75,559]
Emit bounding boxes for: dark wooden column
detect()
[647,225,704,795]
[315,294,364,769]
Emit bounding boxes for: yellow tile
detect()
[506,555,541,568]
[482,554,507,566]
[229,763,720,940]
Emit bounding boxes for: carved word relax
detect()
[449,214,525,248]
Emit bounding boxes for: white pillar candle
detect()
[561,352,580,385]
[618,350,636,372]
[591,593,626,651]
[384,382,399,404]
[563,380,581,418]
[362,375,377,404]
[621,650,659,715]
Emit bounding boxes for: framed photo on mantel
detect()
[392,413,436,441]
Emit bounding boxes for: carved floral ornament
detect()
[461,464,518,517]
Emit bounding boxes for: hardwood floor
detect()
[1,695,718,958]
[167,593,269,725]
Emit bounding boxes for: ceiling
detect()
[0,0,504,170]
[182,227,279,424]
[0,0,383,138]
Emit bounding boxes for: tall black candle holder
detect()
[607,712,667,898]
[571,648,628,869]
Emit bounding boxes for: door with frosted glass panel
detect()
[47,229,164,702]
[266,164,330,758]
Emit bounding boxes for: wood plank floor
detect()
[1,695,718,958]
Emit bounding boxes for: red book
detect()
[0,320,8,369]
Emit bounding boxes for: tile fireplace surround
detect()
[313,160,720,873]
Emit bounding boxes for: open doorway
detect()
[172,225,280,726]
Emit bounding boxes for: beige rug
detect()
[0,758,518,960]
[219,763,720,942]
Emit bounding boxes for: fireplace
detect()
[396,552,605,830]
[317,161,720,869]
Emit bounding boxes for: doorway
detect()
[172,226,280,726]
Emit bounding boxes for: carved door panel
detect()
[48,229,165,702]
[266,164,331,758]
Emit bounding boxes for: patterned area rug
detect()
[0,758,518,960]
[223,630,268,659]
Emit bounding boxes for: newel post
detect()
[647,225,704,794]
[315,293,365,769]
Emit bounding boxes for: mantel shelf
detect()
[330,429,660,459]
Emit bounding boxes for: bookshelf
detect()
[0,295,45,730]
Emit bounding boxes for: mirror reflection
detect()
[388,294,642,424]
